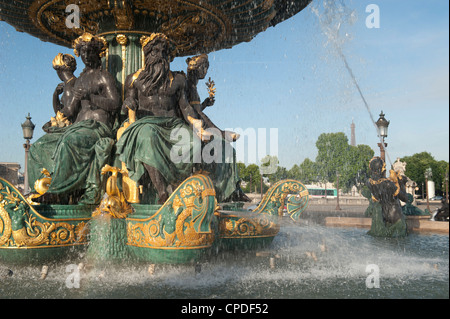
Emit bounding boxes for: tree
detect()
[401,152,449,196]
[298,158,318,183]
[314,132,374,193]
[287,164,302,180]
[315,132,351,189]
[239,163,261,193]
[347,144,374,192]
[269,166,288,183]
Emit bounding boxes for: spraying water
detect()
[311,0,392,166]
[0,222,448,298]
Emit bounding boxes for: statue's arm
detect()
[201,97,215,111]
[396,175,409,202]
[178,76,201,122]
[176,75,211,141]
[89,73,121,113]
[52,83,64,114]
[122,74,138,113]
[60,90,80,122]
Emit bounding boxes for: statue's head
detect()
[141,33,171,65]
[186,54,209,79]
[136,33,173,95]
[52,53,77,73]
[186,54,209,70]
[73,33,107,68]
[369,156,386,179]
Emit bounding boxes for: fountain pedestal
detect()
[366,202,408,237]
[86,214,130,264]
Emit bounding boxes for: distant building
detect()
[350,119,356,146]
[0,162,21,188]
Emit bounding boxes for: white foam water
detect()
[1,223,448,298]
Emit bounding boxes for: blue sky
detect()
[0,0,448,172]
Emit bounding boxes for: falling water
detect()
[0,1,447,300]
[0,221,448,298]
[311,0,392,165]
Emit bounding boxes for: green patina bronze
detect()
[402,194,431,216]
[0,178,92,264]
[217,179,310,250]
[367,201,408,238]
[367,157,409,238]
[116,117,201,194]
[0,1,314,265]
[125,174,217,264]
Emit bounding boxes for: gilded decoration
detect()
[219,214,280,239]
[218,180,309,239]
[92,165,133,219]
[50,111,71,128]
[14,0,307,57]
[0,178,89,248]
[27,0,232,56]
[369,169,403,202]
[127,174,216,249]
[252,179,310,221]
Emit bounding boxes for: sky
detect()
[0,0,448,172]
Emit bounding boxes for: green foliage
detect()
[238,162,268,193]
[401,152,449,196]
[237,132,375,194]
[237,134,448,198]
[298,158,318,183]
[315,132,350,183]
[314,132,374,192]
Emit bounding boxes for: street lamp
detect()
[445,171,448,203]
[335,171,341,211]
[375,111,389,163]
[421,182,424,200]
[424,167,432,212]
[21,113,35,194]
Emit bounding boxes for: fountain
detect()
[0,1,312,265]
[0,1,448,300]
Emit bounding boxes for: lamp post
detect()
[335,171,341,211]
[424,167,432,212]
[21,113,35,194]
[421,182,424,200]
[260,175,263,200]
[375,111,389,163]
[445,171,448,203]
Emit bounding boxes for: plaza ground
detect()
[243,193,447,232]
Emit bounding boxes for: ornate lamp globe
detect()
[21,113,35,141]
[375,111,389,139]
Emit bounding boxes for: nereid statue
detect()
[185,54,247,202]
[28,53,78,194]
[29,33,120,204]
[29,33,249,206]
[367,156,408,237]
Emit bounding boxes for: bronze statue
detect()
[64,33,120,128]
[116,33,206,204]
[185,53,248,202]
[434,199,449,221]
[367,157,408,236]
[51,53,77,116]
[185,54,239,142]
[28,53,78,193]
[29,33,120,204]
